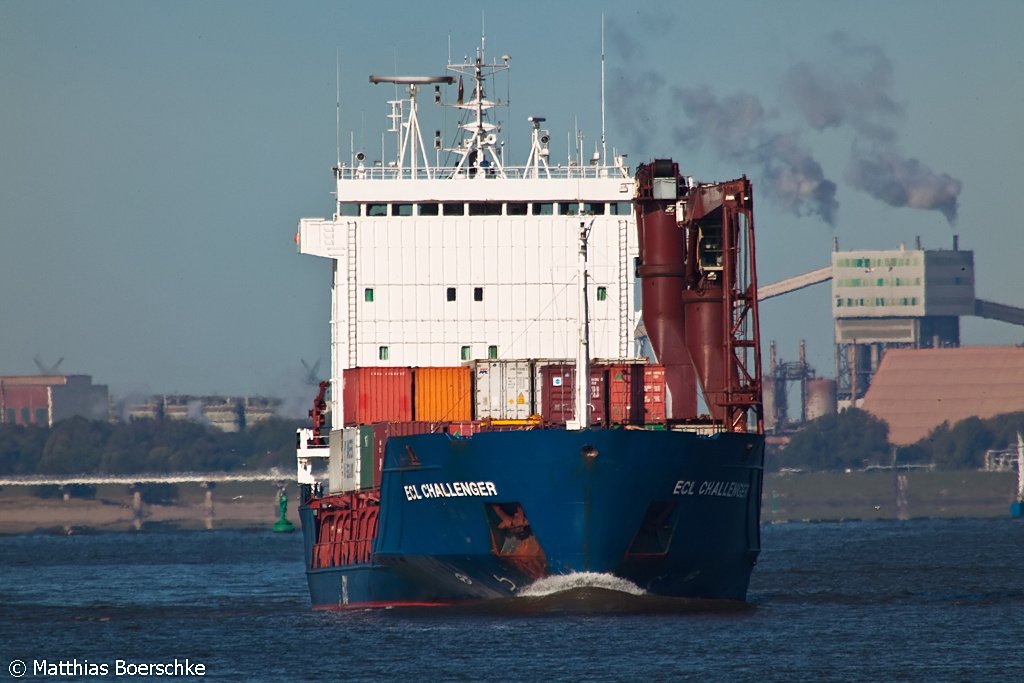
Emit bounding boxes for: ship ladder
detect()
[346,220,358,366]
[617,218,630,357]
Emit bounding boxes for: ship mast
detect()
[446,42,509,178]
[569,219,594,431]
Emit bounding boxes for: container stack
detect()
[328,359,668,492]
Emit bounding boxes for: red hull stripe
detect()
[312,600,454,611]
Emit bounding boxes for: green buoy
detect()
[273,488,296,533]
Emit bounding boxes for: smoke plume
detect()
[606,19,667,152]
[784,31,961,223]
[672,85,839,224]
[847,148,962,223]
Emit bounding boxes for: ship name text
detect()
[673,480,750,499]
[404,481,498,501]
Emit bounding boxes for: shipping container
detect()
[327,430,346,494]
[533,358,573,421]
[327,426,371,493]
[604,362,646,424]
[413,366,473,421]
[473,360,532,419]
[343,367,413,426]
[538,363,608,425]
[643,365,667,424]
[371,421,439,488]
[355,425,375,489]
[332,426,375,492]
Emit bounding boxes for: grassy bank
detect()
[764,470,1018,522]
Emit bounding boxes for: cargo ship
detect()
[293,44,765,609]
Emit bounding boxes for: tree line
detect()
[770,409,1024,472]
[3,409,1020,477]
[0,415,306,476]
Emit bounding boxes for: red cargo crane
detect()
[635,160,763,433]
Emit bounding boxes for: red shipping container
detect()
[604,363,646,425]
[343,367,413,426]
[371,421,439,487]
[539,364,607,425]
[643,365,667,424]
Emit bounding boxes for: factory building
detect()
[122,395,281,432]
[832,242,977,404]
[0,375,109,427]
[861,347,1024,445]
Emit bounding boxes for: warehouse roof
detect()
[861,346,1024,445]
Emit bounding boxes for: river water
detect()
[1,518,1021,681]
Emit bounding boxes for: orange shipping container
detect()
[343,367,413,426]
[605,363,646,424]
[413,366,473,421]
[643,365,667,424]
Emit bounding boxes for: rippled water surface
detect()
[1,519,1022,681]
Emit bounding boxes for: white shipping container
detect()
[327,430,346,494]
[473,360,533,419]
[338,427,361,492]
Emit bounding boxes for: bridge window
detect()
[443,203,465,216]
[610,202,631,215]
[378,346,389,361]
[461,346,471,361]
[507,202,528,216]
[418,203,439,216]
[474,287,483,302]
[488,345,498,359]
[366,203,387,217]
[338,203,359,217]
[597,286,607,301]
[394,203,413,217]
[447,287,457,302]
[583,202,606,215]
[364,288,374,302]
[531,203,553,215]
[559,202,579,216]
[469,202,501,216]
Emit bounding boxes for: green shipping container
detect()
[357,425,376,489]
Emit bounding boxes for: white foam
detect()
[517,572,646,597]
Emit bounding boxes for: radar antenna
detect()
[368,75,455,179]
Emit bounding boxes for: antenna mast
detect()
[600,15,607,169]
[336,49,341,170]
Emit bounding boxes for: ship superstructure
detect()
[298,49,639,424]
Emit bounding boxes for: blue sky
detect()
[2,1,1022,411]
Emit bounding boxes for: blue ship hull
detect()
[301,428,763,609]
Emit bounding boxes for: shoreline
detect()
[0,480,295,535]
[0,469,1018,535]
[0,497,292,535]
